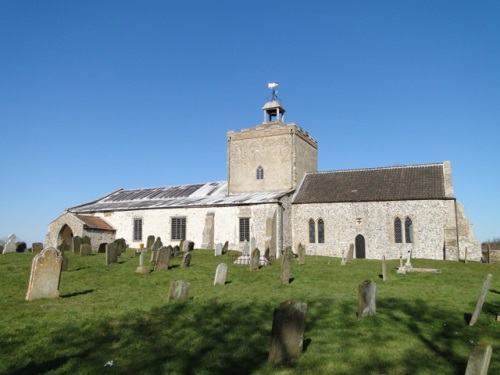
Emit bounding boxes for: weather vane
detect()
[267,82,279,101]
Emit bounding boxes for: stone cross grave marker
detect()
[250,248,260,271]
[167,280,190,302]
[358,280,377,319]
[268,300,307,365]
[465,342,492,375]
[106,243,118,265]
[346,243,354,262]
[215,243,223,257]
[72,236,82,254]
[154,246,171,271]
[136,251,148,274]
[32,242,43,253]
[297,243,305,265]
[469,274,493,326]
[214,263,228,285]
[26,247,63,301]
[2,233,17,254]
[281,246,293,285]
[81,243,92,256]
[182,252,192,268]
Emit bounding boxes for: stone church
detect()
[46,97,480,261]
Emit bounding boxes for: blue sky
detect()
[1,1,498,245]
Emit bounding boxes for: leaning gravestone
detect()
[167,280,190,302]
[106,243,118,265]
[182,252,192,268]
[269,300,307,365]
[469,274,493,326]
[297,243,305,265]
[250,248,260,271]
[72,236,82,254]
[32,242,44,253]
[154,246,171,271]
[465,342,492,375]
[281,247,293,285]
[2,234,17,254]
[215,243,223,257]
[81,243,92,256]
[214,263,228,286]
[25,247,63,301]
[222,241,229,255]
[358,280,377,319]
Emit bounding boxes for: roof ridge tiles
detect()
[307,162,445,175]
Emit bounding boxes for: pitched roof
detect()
[75,215,115,231]
[69,181,290,213]
[293,163,451,204]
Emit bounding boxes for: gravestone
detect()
[358,280,377,318]
[81,243,92,256]
[16,242,27,253]
[146,235,155,250]
[201,212,215,249]
[167,280,190,302]
[281,246,293,285]
[397,250,406,274]
[215,243,223,256]
[404,250,413,271]
[32,242,43,253]
[250,248,260,271]
[154,246,171,271]
[182,252,192,268]
[297,243,305,265]
[173,245,180,257]
[151,237,163,262]
[179,240,185,252]
[250,237,256,253]
[469,274,493,326]
[222,241,229,254]
[25,247,63,301]
[57,241,70,271]
[183,240,194,252]
[114,238,126,256]
[382,255,387,281]
[2,234,17,254]
[81,236,91,247]
[72,236,82,254]
[214,263,228,285]
[243,240,250,256]
[106,243,118,265]
[136,251,149,274]
[268,300,307,365]
[340,249,347,266]
[346,244,354,262]
[465,343,492,375]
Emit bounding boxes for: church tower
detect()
[227,90,318,194]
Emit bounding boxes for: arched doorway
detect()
[58,224,74,246]
[355,234,365,259]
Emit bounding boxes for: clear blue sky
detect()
[1,1,498,245]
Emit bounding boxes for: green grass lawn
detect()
[0,250,499,374]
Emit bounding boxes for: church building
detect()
[46,95,480,261]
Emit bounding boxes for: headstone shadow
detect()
[61,289,95,298]
[68,266,90,272]
[302,338,312,353]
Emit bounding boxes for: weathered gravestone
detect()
[358,280,377,319]
[201,212,215,249]
[281,246,293,285]
[154,246,171,271]
[16,242,27,253]
[136,251,149,274]
[243,240,250,256]
[32,242,44,253]
[25,247,63,301]
[146,235,155,250]
[57,241,70,271]
[269,300,307,365]
[167,280,190,302]
[182,252,192,268]
[222,241,229,255]
[81,243,92,256]
[215,243,223,257]
[179,239,185,252]
[173,245,180,257]
[250,237,256,253]
[183,240,194,252]
[106,243,118,265]
[151,237,163,262]
[72,236,82,254]
[2,234,17,254]
[346,243,354,262]
[297,243,305,265]
[469,274,493,326]
[250,248,260,271]
[114,238,126,256]
[214,263,228,286]
[465,342,492,375]
[81,236,91,247]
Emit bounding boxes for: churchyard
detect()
[0,248,498,374]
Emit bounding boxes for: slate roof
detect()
[293,163,450,204]
[75,215,115,231]
[69,181,290,213]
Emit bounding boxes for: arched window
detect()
[318,219,325,243]
[256,166,264,180]
[394,218,402,243]
[405,217,413,243]
[309,219,315,243]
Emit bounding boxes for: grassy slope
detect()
[0,250,498,375]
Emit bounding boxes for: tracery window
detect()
[256,166,264,180]
[309,219,315,243]
[318,219,325,243]
[394,218,402,243]
[405,217,413,243]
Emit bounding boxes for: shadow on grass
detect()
[60,289,95,298]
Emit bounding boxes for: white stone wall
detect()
[291,199,477,260]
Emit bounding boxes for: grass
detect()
[0,250,499,374]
